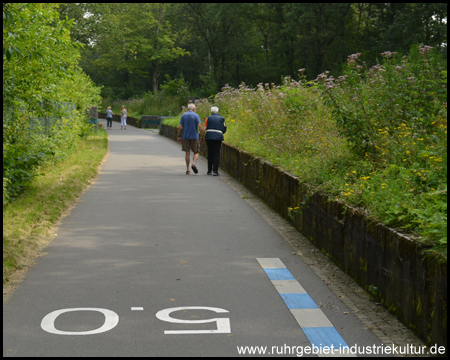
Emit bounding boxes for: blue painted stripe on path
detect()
[263,268,296,281]
[257,258,356,357]
[280,293,318,309]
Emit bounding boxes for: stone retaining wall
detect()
[159,124,447,347]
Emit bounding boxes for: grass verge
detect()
[3,128,108,295]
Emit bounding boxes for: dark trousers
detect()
[206,140,222,173]
[107,118,113,127]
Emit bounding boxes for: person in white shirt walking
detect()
[121,105,127,130]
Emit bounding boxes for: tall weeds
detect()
[192,45,447,259]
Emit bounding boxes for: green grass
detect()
[3,128,108,288]
[161,117,181,127]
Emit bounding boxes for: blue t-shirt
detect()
[180,111,201,140]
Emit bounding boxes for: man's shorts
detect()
[181,139,200,153]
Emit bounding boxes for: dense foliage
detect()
[103,75,190,118]
[59,3,447,101]
[187,45,447,258]
[315,46,447,256]
[3,3,101,206]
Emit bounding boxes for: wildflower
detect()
[381,51,397,59]
[347,53,361,64]
[418,45,433,55]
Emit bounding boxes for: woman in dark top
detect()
[203,106,227,176]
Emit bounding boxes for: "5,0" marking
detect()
[41,306,231,336]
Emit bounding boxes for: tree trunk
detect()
[153,63,159,93]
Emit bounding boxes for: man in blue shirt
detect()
[177,103,205,174]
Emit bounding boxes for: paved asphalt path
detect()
[3,121,386,357]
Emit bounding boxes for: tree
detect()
[77,3,189,96]
[63,3,446,99]
[356,3,447,62]
[3,3,100,114]
[3,3,101,203]
[180,3,253,88]
[57,3,109,46]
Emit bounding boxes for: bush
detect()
[314,45,447,256]
[3,3,101,207]
[314,45,447,159]
[3,110,96,207]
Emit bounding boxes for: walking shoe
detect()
[191,164,198,174]
[207,172,212,176]
[213,172,219,176]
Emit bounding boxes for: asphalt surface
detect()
[3,121,416,357]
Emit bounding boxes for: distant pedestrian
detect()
[121,105,127,130]
[106,106,114,129]
[204,106,226,176]
[177,103,204,175]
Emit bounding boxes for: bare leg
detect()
[185,151,191,172]
[192,152,199,166]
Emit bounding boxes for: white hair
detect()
[211,106,219,114]
[187,103,196,110]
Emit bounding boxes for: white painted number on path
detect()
[41,306,230,336]
[155,306,231,334]
[41,308,119,336]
